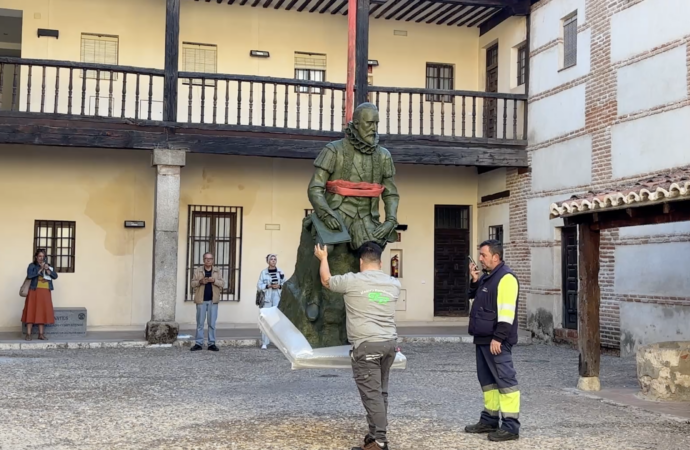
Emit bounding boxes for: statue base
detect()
[278,215,357,348]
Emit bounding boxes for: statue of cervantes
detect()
[278,103,400,348]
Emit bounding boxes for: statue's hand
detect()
[323,213,341,231]
[373,221,396,240]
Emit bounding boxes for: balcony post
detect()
[346,0,357,122]
[163,0,180,122]
[354,0,370,108]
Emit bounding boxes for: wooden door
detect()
[434,205,471,316]
[562,226,578,330]
[484,44,499,139]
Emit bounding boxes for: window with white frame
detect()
[294,52,326,94]
[80,33,119,80]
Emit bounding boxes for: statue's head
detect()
[352,103,379,146]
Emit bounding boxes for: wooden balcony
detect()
[0,57,527,167]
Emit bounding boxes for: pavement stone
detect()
[0,343,688,450]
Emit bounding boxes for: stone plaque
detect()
[22,307,87,337]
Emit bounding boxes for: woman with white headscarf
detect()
[256,254,285,349]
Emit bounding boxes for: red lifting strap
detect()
[326,180,385,197]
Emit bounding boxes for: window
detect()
[489,225,504,244]
[425,63,454,103]
[185,205,243,301]
[563,13,578,69]
[517,43,527,86]
[80,33,119,80]
[33,220,76,273]
[182,42,217,86]
[295,52,326,94]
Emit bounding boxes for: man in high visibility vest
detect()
[465,239,521,442]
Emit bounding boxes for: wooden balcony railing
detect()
[0,57,527,143]
[368,86,527,141]
[0,57,165,120]
[178,72,347,132]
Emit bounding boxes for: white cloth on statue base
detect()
[258,306,407,370]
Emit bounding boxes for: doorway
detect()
[561,226,578,329]
[0,8,22,111]
[434,205,471,316]
[483,43,498,139]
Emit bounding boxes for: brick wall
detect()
[522,0,690,348]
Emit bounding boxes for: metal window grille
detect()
[80,34,119,80]
[434,205,469,230]
[425,63,454,103]
[33,220,76,273]
[489,225,504,244]
[563,14,578,68]
[294,69,325,94]
[295,52,326,94]
[185,205,243,302]
[517,44,527,86]
[182,42,218,86]
[304,209,314,218]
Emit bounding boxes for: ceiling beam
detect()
[424,0,528,15]
[479,6,511,35]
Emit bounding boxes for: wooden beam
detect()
[480,189,509,203]
[163,0,180,122]
[431,0,529,14]
[0,115,527,167]
[467,7,500,27]
[346,0,356,121]
[578,223,601,388]
[394,0,427,21]
[354,0,370,107]
[479,6,510,35]
[523,11,530,139]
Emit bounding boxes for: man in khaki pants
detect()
[190,252,224,352]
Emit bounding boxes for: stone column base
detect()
[146,321,179,344]
[577,376,601,391]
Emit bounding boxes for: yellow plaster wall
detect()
[0,146,478,330]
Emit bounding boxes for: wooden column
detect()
[163,0,180,122]
[345,0,357,123]
[577,223,601,391]
[354,0,370,108]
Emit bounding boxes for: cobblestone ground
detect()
[1,343,688,450]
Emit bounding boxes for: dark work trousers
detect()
[351,340,397,443]
[476,343,521,435]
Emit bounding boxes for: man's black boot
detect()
[488,429,519,442]
[190,344,203,351]
[208,344,219,352]
[464,421,498,433]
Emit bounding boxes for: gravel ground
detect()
[0,343,688,450]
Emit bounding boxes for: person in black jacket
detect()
[465,239,521,442]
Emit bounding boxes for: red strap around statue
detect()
[325,180,385,197]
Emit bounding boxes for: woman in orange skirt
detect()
[22,249,57,341]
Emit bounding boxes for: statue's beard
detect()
[346,123,379,155]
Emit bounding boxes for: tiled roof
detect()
[549,170,690,219]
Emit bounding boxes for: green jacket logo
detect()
[368,292,390,304]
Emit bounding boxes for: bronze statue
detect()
[278,103,400,348]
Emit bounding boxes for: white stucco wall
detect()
[616,45,688,116]
[619,222,690,238]
[611,0,690,62]
[530,246,561,290]
[620,302,690,357]
[528,83,586,144]
[531,0,586,50]
[611,106,690,179]
[528,194,570,240]
[531,134,592,192]
[615,243,690,297]
[530,28,591,96]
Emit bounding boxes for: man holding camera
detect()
[466,239,521,442]
[190,252,224,352]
